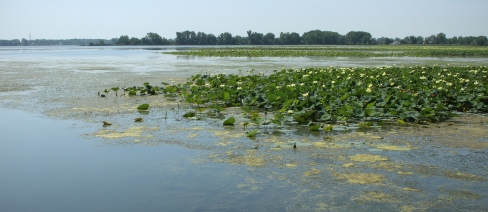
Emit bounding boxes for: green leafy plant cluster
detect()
[124,65,487,124]
[165,46,488,58]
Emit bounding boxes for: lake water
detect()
[1,46,487,211]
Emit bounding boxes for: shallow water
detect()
[0,108,305,211]
[0,109,200,211]
[1,46,487,211]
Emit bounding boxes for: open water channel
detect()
[0,46,487,211]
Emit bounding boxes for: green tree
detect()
[302,30,342,45]
[0,39,20,46]
[278,32,301,45]
[474,36,487,46]
[217,32,235,45]
[345,31,372,45]
[262,32,275,45]
[374,37,391,45]
[142,32,167,45]
[235,35,248,45]
[302,30,322,44]
[21,38,29,46]
[247,30,263,45]
[176,31,217,45]
[129,37,141,45]
[451,36,458,44]
[196,32,208,45]
[189,31,197,44]
[416,36,424,44]
[288,32,301,44]
[323,31,342,44]
[402,35,420,44]
[176,30,195,45]
[116,35,130,45]
[435,32,447,44]
[207,34,217,45]
[425,35,436,44]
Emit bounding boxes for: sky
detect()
[1,0,487,40]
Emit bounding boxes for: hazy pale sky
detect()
[1,0,487,40]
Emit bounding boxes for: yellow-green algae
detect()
[374,144,414,151]
[342,173,386,184]
[226,150,266,167]
[349,154,388,162]
[93,126,159,139]
[352,191,397,203]
[403,187,422,192]
[187,133,199,139]
[211,129,246,140]
[283,163,298,168]
[444,171,484,181]
[303,168,322,176]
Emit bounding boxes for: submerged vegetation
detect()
[166,46,488,58]
[117,65,487,130]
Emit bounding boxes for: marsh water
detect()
[1,46,487,211]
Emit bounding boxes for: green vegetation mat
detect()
[165,46,488,57]
[119,65,487,127]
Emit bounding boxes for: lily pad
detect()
[223,117,236,126]
[309,125,321,131]
[137,104,149,110]
[246,129,259,137]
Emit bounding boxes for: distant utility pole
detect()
[29,33,31,41]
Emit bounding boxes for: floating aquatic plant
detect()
[118,65,487,131]
[165,46,488,58]
[137,104,149,110]
[246,129,259,137]
[223,117,236,126]
[111,87,119,96]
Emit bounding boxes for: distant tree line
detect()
[168,30,371,45]
[116,30,488,46]
[376,33,487,46]
[0,38,116,46]
[115,32,172,45]
[1,30,487,46]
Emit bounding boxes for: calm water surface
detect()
[0,109,290,211]
[2,45,486,74]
